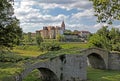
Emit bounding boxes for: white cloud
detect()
[65,23,99,33]
[72,9,94,19]
[38,0,92,11]
[93,23,108,28]
[14,0,92,10]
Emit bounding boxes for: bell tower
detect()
[61,21,65,31]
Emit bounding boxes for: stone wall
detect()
[108,52,120,70]
[59,54,87,81]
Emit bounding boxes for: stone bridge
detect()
[80,48,109,69]
[17,48,120,81]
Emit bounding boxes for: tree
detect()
[0,0,22,49]
[88,27,120,51]
[88,33,111,50]
[73,30,79,34]
[27,32,33,44]
[64,30,72,35]
[36,32,43,46]
[90,0,120,24]
[56,34,65,42]
[109,28,120,51]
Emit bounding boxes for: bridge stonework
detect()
[17,54,87,81]
[16,48,120,81]
[80,48,109,69]
[108,52,120,70]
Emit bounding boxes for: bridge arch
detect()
[87,53,106,69]
[38,67,59,81]
[81,48,109,69]
[19,62,59,81]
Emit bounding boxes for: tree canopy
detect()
[36,32,43,46]
[88,26,120,51]
[0,0,22,49]
[90,0,120,24]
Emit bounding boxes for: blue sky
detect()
[14,0,120,33]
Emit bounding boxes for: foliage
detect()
[0,0,22,48]
[38,48,83,60]
[27,32,33,44]
[44,39,57,42]
[73,30,80,34]
[90,0,120,24]
[88,26,120,51]
[64,30,72,35]
[39,42,61,51]
[0,61,25,81]
[36,32,43,46]
[0,50,29,63]
[112,43,120,52]
[56,34,65,42]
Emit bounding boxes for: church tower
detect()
[61,21,65,31]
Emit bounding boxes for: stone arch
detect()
[81,48,109,69]
[19,62,59,81]
[87,53,106,69]
[38,67,59,81]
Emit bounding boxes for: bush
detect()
[112,43,120,52]
[0,51,29,63]
[2,76,15,81]
[39,42,61,51]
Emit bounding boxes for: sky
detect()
[13,0,120,33]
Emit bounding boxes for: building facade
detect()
[36,21,65,39]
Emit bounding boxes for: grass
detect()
[38,48,83,60]
[12,49,45,57]
[87,67,120,81]
[0,62,24,81]
[23,69,41,81]
[12,42,88,58]
[61,42,88,49]
[13,45,46,57]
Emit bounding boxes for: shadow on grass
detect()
[87,67,120,81]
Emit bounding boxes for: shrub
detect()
[39,42,61,51]
[0,51,29,63]
[112,43,120,52]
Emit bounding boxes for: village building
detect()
[36,21,65,39]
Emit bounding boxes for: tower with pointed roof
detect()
[61,21,65,31]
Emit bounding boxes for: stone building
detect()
[36,21,65,39]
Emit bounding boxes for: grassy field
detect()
[0,62,24,81]
[87,68,120,81]
[61,42,88,49]
[1,42,120,81]
[23,69,41,81]
[12,49,45,57]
